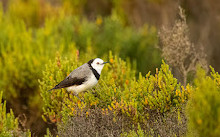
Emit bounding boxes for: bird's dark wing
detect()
[49,76,86,91]
[48,63,91,91]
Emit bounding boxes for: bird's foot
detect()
[75,95,85,103]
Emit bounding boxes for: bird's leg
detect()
[75,94,85,103]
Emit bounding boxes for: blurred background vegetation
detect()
[0,0,220,136]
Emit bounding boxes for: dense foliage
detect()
[0,1,160,134]
[0,0,220,136]
[187,68,220,137]
[0,91,31,136]
[39,53,192,136]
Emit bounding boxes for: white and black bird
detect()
[49,58,109,100]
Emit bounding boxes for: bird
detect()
[48,58,109,100]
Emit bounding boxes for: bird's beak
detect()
[102,61,109,64]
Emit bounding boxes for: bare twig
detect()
[159,7,208,86]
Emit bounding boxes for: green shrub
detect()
[44,128,53,137]
[0,4,82,131]
[0,7,43,118]
[56,106,187,136]
[187,68,220,137]
[57,107,133,136]
[40,52,191,136]
[121,124,149,137]
[0,0,160,105]
[39,52,135,122]
[211,66,220,89]
[0,91,31,136]
[94,17,161,74]
[0,0,163,135]
[120,60,191,115]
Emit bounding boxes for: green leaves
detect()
[187,68,220,137]
[0,91,31,136]
[40,52,191,126]
[0,3,160,133]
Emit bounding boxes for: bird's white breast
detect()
[66,73,98,95]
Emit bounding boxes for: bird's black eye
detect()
[97,62,100,65]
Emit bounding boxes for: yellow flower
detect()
[110,58,114,63]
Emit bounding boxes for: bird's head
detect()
[88,58,109,74]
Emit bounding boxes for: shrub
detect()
[0,91,31,136]
[0,0,160,113]
[120,60,191,115]
[94,17,161,74]
[210,66,220,89]
[40,52,191,136]
[187,68,220,137]
[0,4,82,133]
[0,1,168,135]
[121,124,148,137]
[56,105,187,136]
[159,7,207,86]
[57,107,132,137]
[39,52,135,122]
